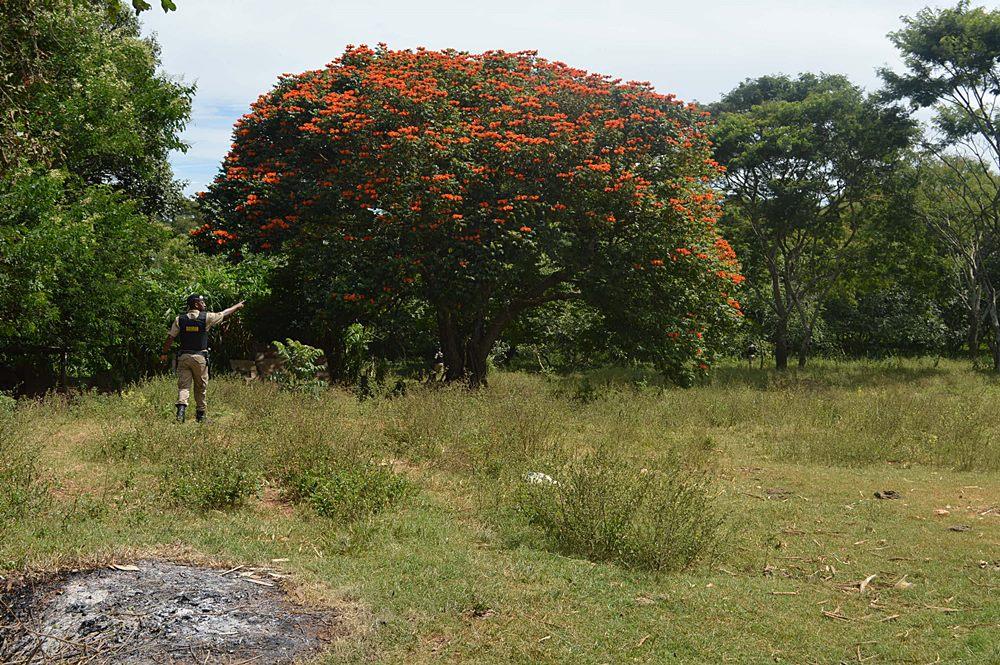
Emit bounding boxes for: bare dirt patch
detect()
[0,560,339,664]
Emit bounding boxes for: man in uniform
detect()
[160,294,244,423]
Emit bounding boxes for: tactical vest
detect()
[177,311,208,354]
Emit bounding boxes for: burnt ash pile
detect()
[0,561,333,664]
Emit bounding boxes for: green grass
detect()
[2,358,998,663]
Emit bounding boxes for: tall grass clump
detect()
[514,449,721,572]
[161,436,261,511]
[284,465,409,523]
[380,375,558,475]
[0,406,51,533]
[93,422,181,464]
[264,404,409,523]
[766,383,1000,471]
[460,384,557,475]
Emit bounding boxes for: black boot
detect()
[195,410,206,423]
[175,404,186,423]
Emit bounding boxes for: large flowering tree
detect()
[197,45,743,386]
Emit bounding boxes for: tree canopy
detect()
[0,0,192,217]
[711,73,916,368]
[882,0,1000,370]
[0,0,200,393]
[198,45,744,386]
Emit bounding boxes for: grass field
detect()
[1,359,998,663]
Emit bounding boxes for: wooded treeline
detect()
[2,0,999,394]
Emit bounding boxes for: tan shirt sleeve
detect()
[205,312,225,329]
[168,316,180,337]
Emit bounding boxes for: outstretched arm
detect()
[219,300,245,319]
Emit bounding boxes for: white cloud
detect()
[141,0,940,194]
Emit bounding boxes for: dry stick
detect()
[858,574,877,595]
[241,577,275,587]
[18,626,91,653]
[822,607,853,622]
[857,645,878,663]
[47,634,115,663]
[10,640,43,665]
[76,652,105,665]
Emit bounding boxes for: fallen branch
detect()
[822,606,853,622]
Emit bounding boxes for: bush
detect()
[284,465,409,523]
[270,339,326,395]
[515,450,721,572]
[260,409,409,523]
[342,323,387,400]
[162,441,261,511]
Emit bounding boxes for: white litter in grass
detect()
[524,471,558,486]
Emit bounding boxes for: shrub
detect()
[262,410,409,523]
[270,339,326,395]
[342,323,388,400]
[515,450,721,572]
[162,441,261,511]
[0,393,16,415]
[285,465,409,523]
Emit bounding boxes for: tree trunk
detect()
[986,292,1000,373]
[766,250,790,371]
[967,281,981,360]
[319,330,346,384]
[797,332,811,368]
[774,316,789,371]
[437,308,492,388]
[434,271,572,388]
[438,309,464,382]
[465,344,490,389]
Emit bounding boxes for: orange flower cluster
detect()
[196,45,744,346]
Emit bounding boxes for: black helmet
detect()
[186,294,206,309]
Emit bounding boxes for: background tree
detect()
[711,74,915,369]
[197,46,744,387]
[1,0,192,218]
[882,1,1000,371]
[912,157,999,361]
[0,0,207,393]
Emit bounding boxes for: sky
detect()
[139,0,943,195]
